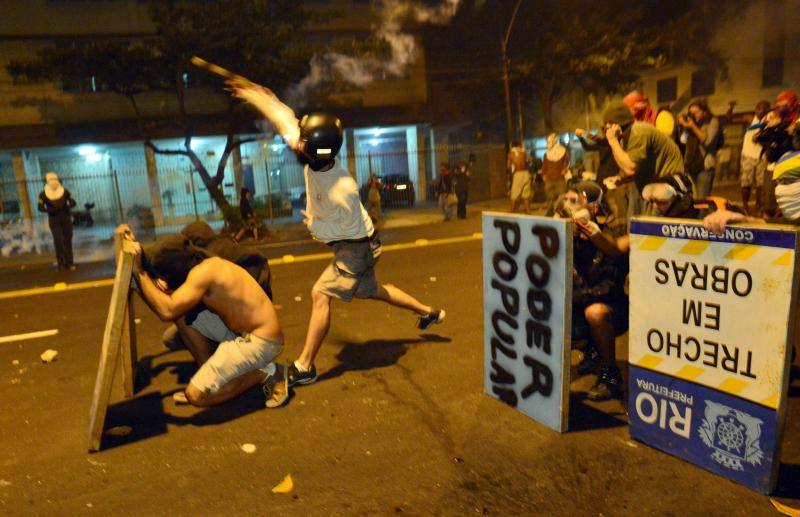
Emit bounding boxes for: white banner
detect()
[629,217,798,409]
[482,212,572,432]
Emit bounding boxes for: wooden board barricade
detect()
[87,227,139,451]
[482,212,573,432]
[627,216,800,493]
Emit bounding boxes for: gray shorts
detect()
[510,170,532,201]
[190,333,283,395]
[740,155,767,188]
[191,310,236,343]
[313,237,381,301]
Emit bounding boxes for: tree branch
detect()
[145,140,190,156]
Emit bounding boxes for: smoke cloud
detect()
[286,0,461,107]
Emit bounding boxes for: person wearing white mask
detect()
[37,172,77,271]
[540,133,570,215]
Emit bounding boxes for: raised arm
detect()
[606,124,636,177]
[227,78,300,150]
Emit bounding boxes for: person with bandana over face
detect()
[540,133,570,215]
[757,90,800,216]
[554,181,628,401]
[623,90,658,126]
[38,172,77,271]
[508,140,532,213]
[228,79,445,392]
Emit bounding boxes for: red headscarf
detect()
[776,90,799,123]
[623,90,658,125]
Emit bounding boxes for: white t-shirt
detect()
[741,115,764,161]
[304,158,374,243]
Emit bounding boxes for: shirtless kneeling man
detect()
[130,234,287,407]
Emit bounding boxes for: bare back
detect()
[192,257,282,342]
[508,147,528,172]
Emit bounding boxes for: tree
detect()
[8,0,316,215]
[510,0,736,132]
[423,0,738,137]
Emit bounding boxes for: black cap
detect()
[572,180,604,205]
[603,101,635,127]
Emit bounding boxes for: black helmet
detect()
[298,112,343,171]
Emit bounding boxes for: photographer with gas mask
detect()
[555,181,629,401]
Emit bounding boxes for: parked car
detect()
[380,175,415,208]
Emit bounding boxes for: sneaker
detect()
[287,362,317,387]
[417,309,446,330]
[577,344,600,377]
[588,367,623,402]
[263,365,290,409]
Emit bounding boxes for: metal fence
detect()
[0,143,506,228]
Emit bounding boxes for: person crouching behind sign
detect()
[131,234,287,408]
[555,181,629,401]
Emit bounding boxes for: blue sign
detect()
[629,366,779,493]
[630,218,797,249]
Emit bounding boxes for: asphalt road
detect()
[0,209,798,516]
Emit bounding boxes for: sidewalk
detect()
[0,198,512,271]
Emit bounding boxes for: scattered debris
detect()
[294,296,302,302]
[429,276,437,282]
[240,443,257,454]
[453,457,464,464]
[86,503,93,508]
[87,458,107,468]
[0,479,11,488]
[366,450,372,456]
[10,378,20,385]
[17,368,27,375]
[11,360,19,366]
[105,426,132,437]
[771,498,800,517]
[172,391,189,404]
[40,349,58,363]
[271,474,293,494]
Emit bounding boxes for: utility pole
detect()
[501,0,524,151]
[517,90,525,143]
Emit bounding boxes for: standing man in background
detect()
[507,141,532,213]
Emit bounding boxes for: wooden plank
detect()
[120,291,137,399]
[87,249,134,452]
[114,225,138,399]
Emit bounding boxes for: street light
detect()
[501,0,524,151]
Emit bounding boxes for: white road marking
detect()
[0,329,59,344]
